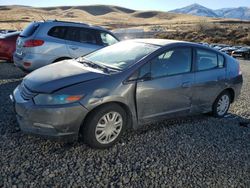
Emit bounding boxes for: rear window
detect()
[20,22,39,38]
[218,54,225,68]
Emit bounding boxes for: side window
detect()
[48,26,67,39]
[79,28,97,44]
[150,48,192,78]
[100,32,118,46]
[139,62,151,78]
[65,27,97,44]
[65,27,79,42]
[196,49,219,71]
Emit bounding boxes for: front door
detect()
[136,47,194,123]
[65,27,103,58]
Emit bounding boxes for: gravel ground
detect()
[0,61,249,187]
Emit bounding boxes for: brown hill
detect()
[0,4,249,45]
[0,5,216,30]
[40,5,136,15]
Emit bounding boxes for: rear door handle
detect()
[182,82,191,88]
[69,46,78,50]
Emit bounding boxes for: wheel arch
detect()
[224,88,235,103]
[52,56,72,63]
[79,101,133,134]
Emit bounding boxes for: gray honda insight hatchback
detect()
[11,39,243,148]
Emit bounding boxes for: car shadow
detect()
[0,79,22,135]
[224,113,250,128]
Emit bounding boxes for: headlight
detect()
[33,94,83,105]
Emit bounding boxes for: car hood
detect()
[23,59,106,93]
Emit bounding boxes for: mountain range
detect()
[169,3,250,20]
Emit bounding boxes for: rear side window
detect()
[65,27,97,44]
[100,32,118,46]
[196,49,223,71]
[48,26,67,39]
[20,22,39,37]
[218,54,225,68]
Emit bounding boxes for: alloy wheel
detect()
[216,94,230,116]
[95,111,123,144]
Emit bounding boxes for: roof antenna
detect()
[38,14,46,22]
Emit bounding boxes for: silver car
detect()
[11,39,243,149]
[13,20,119,72]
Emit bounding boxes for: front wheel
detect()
[212,91,231,118]
[81,104,127,149]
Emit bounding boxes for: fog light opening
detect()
[23,62,31,67]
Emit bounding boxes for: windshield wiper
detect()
[77,57,110,73]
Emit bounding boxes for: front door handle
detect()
[69,46,78,50]
[182,82,191,88]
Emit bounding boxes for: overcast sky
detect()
[0,0,249,11]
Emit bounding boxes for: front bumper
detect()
[11,87,89,142]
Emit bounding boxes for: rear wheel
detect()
[81,104,127,149]
[212,91,231,118]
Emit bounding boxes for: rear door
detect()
[136,47,194,123]
[192,48,226,112]
[65,27,103,58]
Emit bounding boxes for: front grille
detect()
[20,82,37,100]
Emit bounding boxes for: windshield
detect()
[84,41,159,70]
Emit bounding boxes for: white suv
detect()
[14,20,119,71]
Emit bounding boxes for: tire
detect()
[247,54,250,60]
[81,104,127,149]
[212,91,231,118]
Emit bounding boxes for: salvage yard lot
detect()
[0,60,249,187]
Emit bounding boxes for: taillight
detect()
[23,39,44,47]
[238,63,242,75]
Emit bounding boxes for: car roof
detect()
[128,39,186,46]
[126,38,226,56]
[127,38,211,49]
[39,20,111,33]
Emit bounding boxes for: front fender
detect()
[80,84,139,129]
